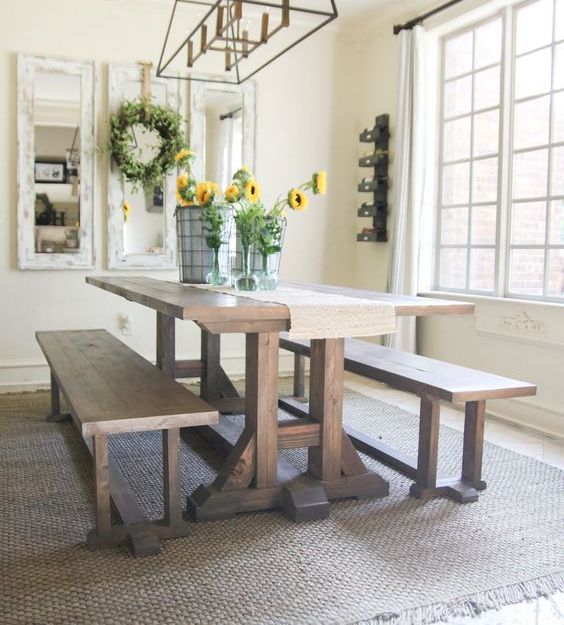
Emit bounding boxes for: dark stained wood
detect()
[411,395,441,493]
[93,433,111,542]
[162,428,182,527]
[218,367,241,399]
[213,429,255,491]
[86,276,290,323]
[47,371,70,423]
[462,400,487,489]
[156,312,176,378]
[293,354,306,398]
[36,330,218,436]
[200,331,221,402]
[340,432,367,476]
[308,339,344,482]
[199,319,288,334]
[278,419,320,450]
[246,332,279,489]
[282,475,329,522]
[175,359,204,378]
[280,335,537,403]
[207,397,246,414]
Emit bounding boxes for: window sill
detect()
[418,290,564,312]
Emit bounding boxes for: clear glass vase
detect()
[256,217,286,291]
[206,247,229,286]
[257,253,280,291]
[234,242,259,291]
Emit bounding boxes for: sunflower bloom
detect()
[288,188,309,211]
[245,178,261,202]
[225,184,240,203]
[175,148,193,163]
[123,201,131,222]
[209,181,220,196]
[196,181,213,206]
[176,192,192,207]
[313,170,327,195]
[176,174,189,191]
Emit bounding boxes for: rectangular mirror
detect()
[189,80,256,185]
[107,64,183,270]
[17,54,95,269]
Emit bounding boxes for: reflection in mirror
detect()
[33,71,81,254]
[18,54,95,269]
[190,80,255,185]
[107,65,180,269]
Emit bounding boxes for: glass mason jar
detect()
[256,217,286,291]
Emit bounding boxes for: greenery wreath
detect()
[108,99,186,191]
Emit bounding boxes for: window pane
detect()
[509,248,545,295]
[445,31,473,78]
[440,248,467,289]
[472,157,498,202]
[548,249,564,296]
[552,91,564,143]
[556,0,564,41]
[469,248,496,291]
[444,116,471,161]
[514,96,550,149]
[443,162,470,204]
[511,201,547,244]
[472,205,497,244]
[474,66,501,110]
[515,48,552,99]
[515,0,553,54]
[473,109,499,157]
[554,43,564,90]
[551,146,564,196]
[441,207,469,244]
[475,19,502,69]
[513,149,548,199]
[445,75,472,118]
[549,200,564,244]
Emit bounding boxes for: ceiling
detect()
[336,0,440,32]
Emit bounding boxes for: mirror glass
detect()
[121,82,168,257]
[201,90,243,189]
[33,70,81,255]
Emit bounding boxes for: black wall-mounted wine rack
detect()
[356,114,389,243]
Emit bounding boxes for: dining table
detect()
[86,276,474,523]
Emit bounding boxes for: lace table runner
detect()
[193,285,396,339]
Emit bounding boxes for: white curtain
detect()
[385,25,428,353]
[216,116,233,191]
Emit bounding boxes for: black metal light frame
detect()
[157,0,338,85]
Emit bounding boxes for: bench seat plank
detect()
[280,335,536,402]
[36,330,218,436]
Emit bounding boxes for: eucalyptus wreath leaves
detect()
[108,99,186,191]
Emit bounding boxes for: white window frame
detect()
[433,0,564,303]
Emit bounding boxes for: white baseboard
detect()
[0,353,297,392]
[485,397,564,441]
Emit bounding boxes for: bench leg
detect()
[293,354,306,399]
[410,394,441,499]
[46,372,70,423]
[93,433,112,543]
[163,428,183,528]
[461,400,487,491]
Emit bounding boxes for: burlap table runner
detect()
[193,285,397,339]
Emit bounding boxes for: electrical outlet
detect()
[118,313,133,336]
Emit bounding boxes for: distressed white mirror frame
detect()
[107,64,184,270]
[189,79,256,181]
[17,54,95,269]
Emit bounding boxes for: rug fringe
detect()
[352,573,564,625]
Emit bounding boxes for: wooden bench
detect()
[279,334,537,503]
[36,329,218,556]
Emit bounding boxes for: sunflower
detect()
[122,201,131,222]
[312,170,327,195]
[196,182,213,206]
[225,183,240,203]
[245,178,261,202]
[288,189,309,211]
[176,173,189,191]
[175,148,193,164]
[208,181,220,196]
[176,192,192,207]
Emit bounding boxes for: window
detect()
[435,0,564,301]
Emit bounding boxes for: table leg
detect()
[200,330,221,401]
[187,331,282,521]
[156,312,176,378]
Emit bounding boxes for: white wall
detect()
[0,0,358,388]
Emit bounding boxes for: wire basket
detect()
[176,205,232,284]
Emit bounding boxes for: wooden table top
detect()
[86,276,474,322]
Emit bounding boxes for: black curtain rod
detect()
[219,107,242,121]
[393,0,466,34]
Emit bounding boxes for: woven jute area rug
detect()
[0,388,562,625]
